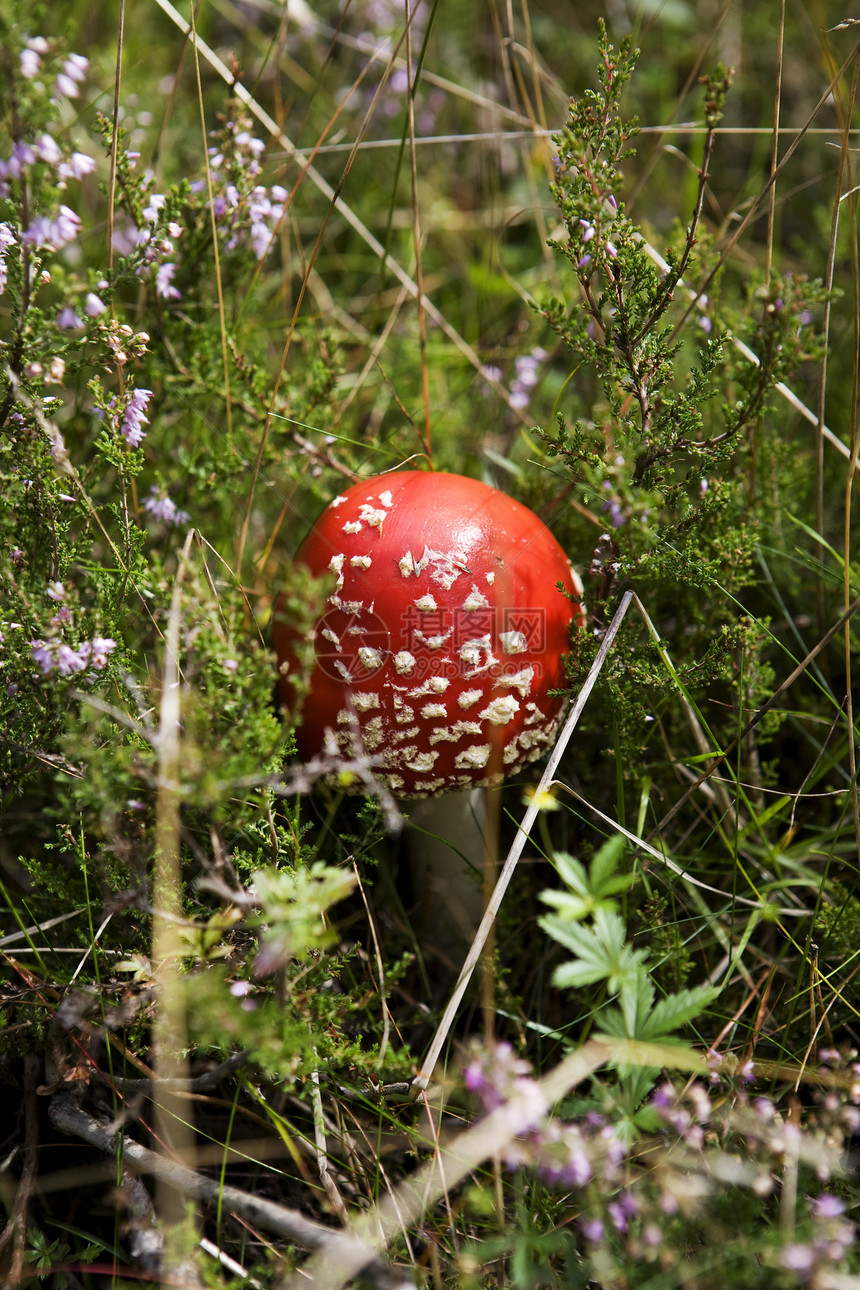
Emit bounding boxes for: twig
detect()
[0,1053,40,1280]
[91,1049,250,1095]
[0,909,86,949]
[311,1062,350,1223]
[48,1088,413,1290]
[119,1171,163,1272]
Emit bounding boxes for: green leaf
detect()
[540,838,634,922]
[542,908,649,994]
[594,1034,710,1073]
[638,984,721,1039]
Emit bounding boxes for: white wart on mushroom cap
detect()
[274,470,585,798]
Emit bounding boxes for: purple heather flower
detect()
[22,205,82,251]
[84,292,106,316]
[231,977,257,1011]
[579,219,595,242]
[537,1126,592,1187]
[54,73,81,99]
[813,1194,845,1219]
[111,222,139,258]
[579,1217,604,1242]
[54,53,88,100]
[20,47,42,78]
[843,1107,860,1133]
[781,1244,815,1273]
[34,133,62,167]
[142,194,166,224]
[56,306,83,330]
[600,1126,627,1165]
[603,497,625,528]
[121,388,153,448]
[0,223,15,294]
[155,262,180,300]
[479,364,502,396]
[143,486,188,525]
[58,151,96,181]
[64,53,89,81]
[235,131,265,158]
[651,1083,673,1110]
[30,641,55,674]
[514,354,540,388]
[56,643,89,675]
[31,634,116,677]
[89,637,117,668]
[607,1200,630,1233]
[251,222,271,260]
[47,581,65,601]
[688,1082,711,1121]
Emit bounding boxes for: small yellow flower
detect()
[522,784,561,812]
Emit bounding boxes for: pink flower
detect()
[56,306,83,330]
[155,262,180,300]
[143,487,188,525]
[0,223,16,294]
[120,388,153,447]
[20,48,42,78]
[23,205,82,251]
[54,54,88,100]
[30,641,55,674]
[89,637,117,668]
[58,152,96,181]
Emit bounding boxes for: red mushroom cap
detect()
[274,471,584,798]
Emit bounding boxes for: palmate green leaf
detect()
[541,907,649,992]
[598,980,720,1041]
[639,983,721,1039]
[594,1034,711,1074]
[590,834,629,893]
[540,836,634,922]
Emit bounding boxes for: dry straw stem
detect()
[151,529,198,1248]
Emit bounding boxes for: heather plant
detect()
[2,4,860,1289]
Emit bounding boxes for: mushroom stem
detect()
[405,788,488,967]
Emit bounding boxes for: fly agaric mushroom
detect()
[274,471,584,798]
